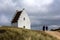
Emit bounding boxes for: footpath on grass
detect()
[45,31,60,40]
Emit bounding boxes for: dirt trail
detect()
[45,31,60,40]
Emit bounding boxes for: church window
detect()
[23,17,25,20]
[23,26,25,28]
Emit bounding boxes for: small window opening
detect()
[23,26,25,28]
[23,17,25,20]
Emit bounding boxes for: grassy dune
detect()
[0,26,59,40]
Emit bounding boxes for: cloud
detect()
[49,25,60,27]
[21,0,54,13]
[0,0,16,15]
[49,25,60,30]
[0,0,60,30]
[0,0,54,15]
[0,14,10,25]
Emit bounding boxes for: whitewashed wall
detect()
[18,10,31,29]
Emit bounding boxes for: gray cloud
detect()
[0,0,60,30]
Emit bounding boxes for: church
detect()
[11,9,31,29]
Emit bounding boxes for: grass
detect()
[0,26,59,40]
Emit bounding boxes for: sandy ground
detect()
[45,31,60,40]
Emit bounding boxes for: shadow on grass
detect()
[0,30,6,33]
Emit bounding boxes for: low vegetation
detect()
[56,30,60,32]
[51,28,60,32]
[0,26,59,40]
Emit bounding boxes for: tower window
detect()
[23,26,25,28]
[23,17,25,20]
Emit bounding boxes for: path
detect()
[45,31,60,40]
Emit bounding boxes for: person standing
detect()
[43,25,45,31]
[46,25,48,31]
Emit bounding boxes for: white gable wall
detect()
[18,10,31,29]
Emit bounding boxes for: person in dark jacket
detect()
[46,25,48,31]
[43,25,45,31]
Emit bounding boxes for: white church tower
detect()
[11,9,31,29]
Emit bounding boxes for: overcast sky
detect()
[0,0,60,30]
